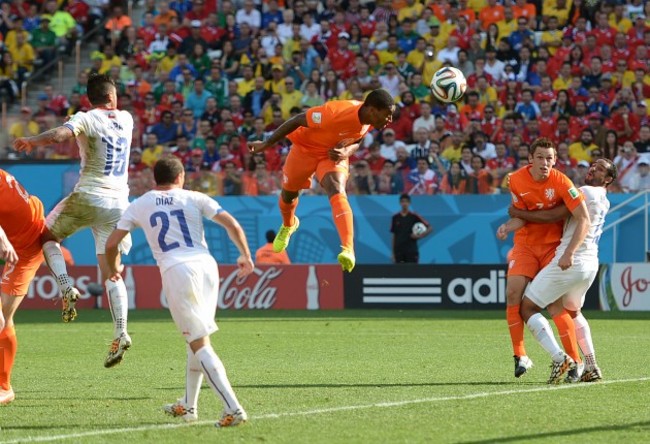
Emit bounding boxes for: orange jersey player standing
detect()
[0,169,46,404]
[496,137,589,379]
[248,89,396,272]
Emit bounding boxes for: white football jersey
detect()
[64,108,133,197]
[117,188,222,273]
[554,185,610,269]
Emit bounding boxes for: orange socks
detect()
[0,326,17,391]
[552,311,581,364]
[330,193,354,250]
[506,305,526,357]
[279,197,298,227]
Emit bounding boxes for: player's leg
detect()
[523,269,577,384]
[95,218,133,368]
[505,272,532,377]
[318,159,355,272]
[273,149,316,253]
[42,192,95,322]
[163,343,202,422]
[0,247,41,404]
[561,270,602,381]
[166,260,246,427]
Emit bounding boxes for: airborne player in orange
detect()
[248,89,395,272]
[0,169,46,404]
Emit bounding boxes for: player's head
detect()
[361,89,396,130]
[528,137,556,180]
[265,230,276,243]
[87,73,117,108]
[153,157,185,187]
[585,158,618,187]
[399,193,410,211]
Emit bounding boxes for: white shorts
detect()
[46,191,132,255]
[162,258,220,343]
[525,264,597,311]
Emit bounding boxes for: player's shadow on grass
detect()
[456,421,650,444]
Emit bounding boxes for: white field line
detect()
[2,377,649,443]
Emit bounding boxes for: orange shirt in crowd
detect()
[255,244,291,265]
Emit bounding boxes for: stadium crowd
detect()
[3,0,650,196]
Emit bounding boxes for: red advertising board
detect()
[20,265,344,310]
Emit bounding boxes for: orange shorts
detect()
[507,242,559,279]
[1,242,43,296]
[282,145,349,191]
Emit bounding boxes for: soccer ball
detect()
[412,222,427,236]
[430,67,467,103]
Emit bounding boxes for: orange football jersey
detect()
[0,169,45,251]
[287,101,372,155]
[509,166,584,246]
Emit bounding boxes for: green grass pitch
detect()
[1,309,649,443]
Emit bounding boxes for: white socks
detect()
[105,279,128,339]
[42,241,73,293]
[185,345,203,410]
[195,345,242,413]
[527,313,565,363]
[573,313,597,367]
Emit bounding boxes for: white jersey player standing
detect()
[14,74,134,367]
[504,158,617,384]
[105,157,254,428]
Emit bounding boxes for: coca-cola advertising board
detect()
[599,263,650,311]
[20,265,344,310]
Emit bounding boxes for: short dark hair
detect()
[529,137,556,155]
[87,73,116,106]
[153,157,184,185]
[399,193,410,202]
[603,158,618,186]
[364,89,395,110]
[265,230,276,243]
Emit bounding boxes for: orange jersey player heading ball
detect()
[248,89,396,272]
[0,169,46,404]
[496,137,589,379]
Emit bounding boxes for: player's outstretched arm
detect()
[105,229,129,282]
[212,211,254,278]
[0,226,18,266]
[557,201,590,270]
[13,126,74,152]
[496,218,526,240]
[248,113,308,154]
[508,204,570,223]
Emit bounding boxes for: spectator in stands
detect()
[221,161,243,195]
[635,125,650,154]
[379,128,406,162]
[179,20,208,57]
[375,160,404,195]
[187,165,222,196]
[104,5,132,45]
[406,157,437,195]
[128,148,149,174]
[30,17,57,69]
[615,141,643,191]
[0,52,18,104]
[569,129,599,163]
[8,32,34,88]
[141,133,164,167]
[255,230,291,265]
[172,134,192,167]
[185,78,213,119]
[177,108,198,140]
[627,158,650,193]
[466,155,493,194]
[43,0,78,55]
[150,110,178,146]
[9,107,38,145]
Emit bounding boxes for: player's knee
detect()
[506,287,523,305]
[519,298,538,322]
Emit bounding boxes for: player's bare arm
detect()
[557,201,590,270]
[329,139,361,162]
[247,113,308,154]
[0,226,18,266]
[212,211,254,278]
[105,229,129,282]
[13,126,74,152]
[508,204,570,223]
[496,218,526,240]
